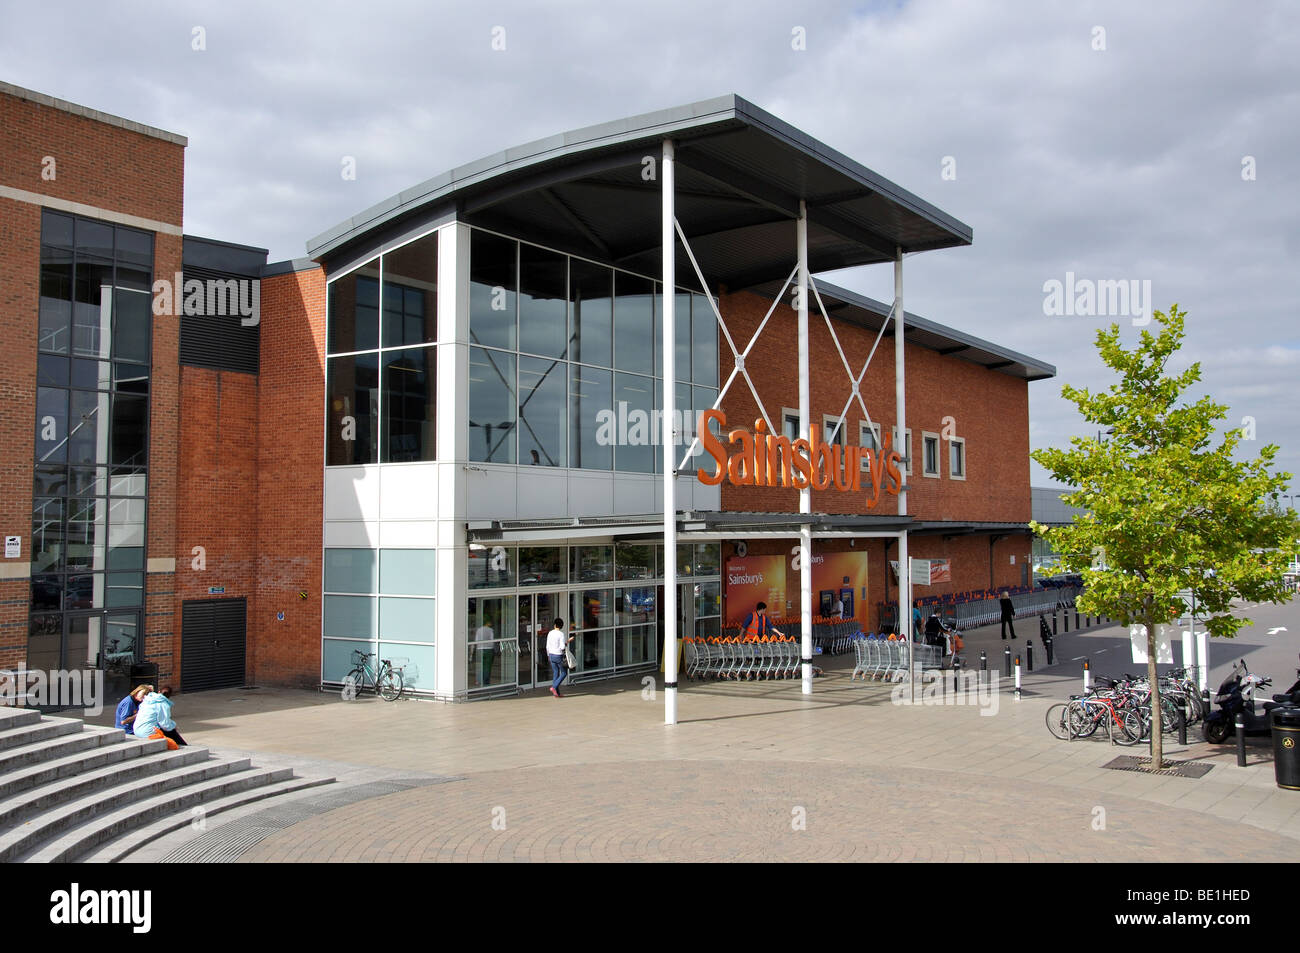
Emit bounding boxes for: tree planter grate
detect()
[1102,756,1214,778]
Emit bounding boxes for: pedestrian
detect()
[912,601,923,641]
[831,595,844,619]
[546,617,574,697]
[133,686,187,748]
[114,684,151,736]
[740,601,784,639]
[1000,589,1017,640]
[475,615,496,686]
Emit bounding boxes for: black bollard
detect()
[1178,698,1188,746]
[1086,614,1091,628]
[1064,609,1069,633]
[1004,645,1012,677]
[1074,606,1080,629]
[1044,634,1055,665]
[1026,640,1034,672]
[1052,609,1058,636]
[1236,715,1247,767]
[979,650,988,688]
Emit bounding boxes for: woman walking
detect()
[546,617,574,698]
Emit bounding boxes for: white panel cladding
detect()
[325,466,381,521]
[466,465,518,520]
[567,472,615,518]
[516,468,568,518]
[324,521,380,547]
[379,463,440,520]
[692,477,721,512]
[379,520,440,547]
[612,473,655,515]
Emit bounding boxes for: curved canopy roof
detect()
[307,94,973,289]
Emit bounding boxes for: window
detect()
[518,356,566,467]
[569,259,612,368]
[613,273,654,375]
[892,427,912,477]
[922,432,941,478]
[949,436,966,480]
[381,347,435,463]
[519,243,567,359]
[782,408,800,443]
[858,421,882,477]
[326,353,379,465]
[692,292,718,388]
[469,231,516,350]
[822,414,848,447]
[468,347,516,463]
[570,365,612,470]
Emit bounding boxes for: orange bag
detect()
[951,634,965,653]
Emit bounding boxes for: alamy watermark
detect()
[890,669,1000,716]
[152,273,260,326]
[1042,272,1152,326]
[1,668,104,715]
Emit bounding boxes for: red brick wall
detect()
[251,267,326,687]
[0,91,184,225]
[714,289,1031,524]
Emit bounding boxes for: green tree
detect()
[1031,307,1300,767]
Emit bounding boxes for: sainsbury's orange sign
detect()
[697,410,904,509]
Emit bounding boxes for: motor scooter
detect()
[1202,655,1300,744]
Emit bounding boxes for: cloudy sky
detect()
[4,0,1296,488]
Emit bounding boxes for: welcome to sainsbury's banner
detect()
[724,549,869,625]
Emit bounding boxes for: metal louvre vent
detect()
[181,598,247,691]
[179,265,260,374]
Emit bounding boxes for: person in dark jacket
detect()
[1000,590,1017,640]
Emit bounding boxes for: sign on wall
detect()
[724,554,787,625]
[4,536,19,559]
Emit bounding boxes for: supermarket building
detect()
[0,82,1054,704]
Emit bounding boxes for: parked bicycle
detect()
[344,650,406,701]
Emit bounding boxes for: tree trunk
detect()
[1146,614,1163,768]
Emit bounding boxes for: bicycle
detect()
[344,650,405,701]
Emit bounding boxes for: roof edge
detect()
[0,80,188,146]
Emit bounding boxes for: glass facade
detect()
[30,210,152,678]
[326,231,438,466]
[468,227,719,470]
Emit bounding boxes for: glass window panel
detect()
[323,594,377,638]
[613,273,653,374]
[614,542,654,580]
[326,353,379,465]
[112,289,151,364]
[616,586,656,626]
[326,261,380,354]
[115,227,154,267]
[383,641,437,693]
[114,362,149,394]
[518,355,566,467]
[518,547,565,586]
[34,466,68,498]
[324,549,377,593]
[71,358,111,390]
[571,588,613,630]
[689,386,718,466]
[572,545,613,583]
[114,265,151,294]
[381,346,435,463]
[36,387,68,465]
[950,440,965,477]
[105,614,139,670]
[468,347,516,463]
[31,577,63,613]
[66,573,97,610]
[468,545,515,589]
[675,292,692,382]
[39,245,73,355]
[380,233,437,347]
[695,580,720,618]
[31,497,64,574]
[323,638,377,684]
[518,244,567,359]
[694,543,720,577]
[67,498,106,570]
[695,617,720,639]
[692,292,718,387]
[37,354,68,387]
[109,394,147,467]
[617,623,656,666]
[569,259,612,367]
[106,545,144,571]
[569,365,611,470]
[75,218,114,260]
[575,626,614,671]
[467,596,516,640]
[73,260,114,359]
[42,210,74,248]
[379,549,436,596]
[107,470,144,497]
[613,372,654,473]
[469,231,516,350]
[106,571,144,607]
[106,520,141,554]
[379,596,435,642]
[677,544,693,577]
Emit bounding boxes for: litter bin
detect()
[129,661,158,686]
[1272,705,1300,791]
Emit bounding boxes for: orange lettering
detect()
[697,409,727,485]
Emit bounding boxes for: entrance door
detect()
[518,591,563,690]
[181,598,247,691]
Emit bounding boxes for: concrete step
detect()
[0,746,209,831]
[0,752,249,862]
[0,724,128,775]
[0,716,84,752]
[0,708,42,732]
[84,775,337,863]
[26,765,297,863]
[0,736,168,801]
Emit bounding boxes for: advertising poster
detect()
[812,551,869,619]
[929,558,952,584]
[724,554,786,625]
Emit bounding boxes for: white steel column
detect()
[798,202,813,695]
[894,248,912,702]
[662,139,679,726]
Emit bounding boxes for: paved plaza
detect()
[84,599,1300,863]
